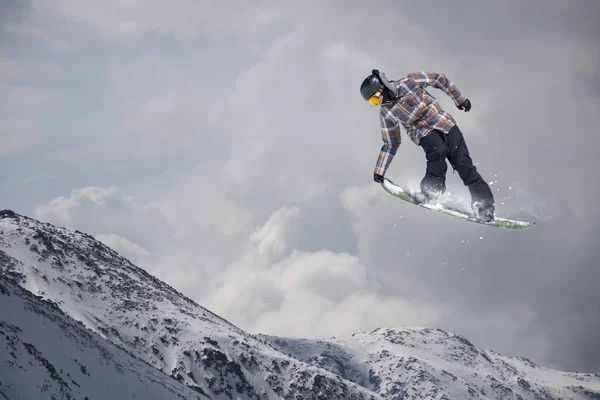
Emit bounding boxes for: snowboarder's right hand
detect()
[458,98,472,112]
[374,173,384,183]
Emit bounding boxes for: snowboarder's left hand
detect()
[374,173,384,183]
[458,99,471,112]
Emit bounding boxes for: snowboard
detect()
[381,178,535,230]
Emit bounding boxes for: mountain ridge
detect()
[0,210,380,400]
[1,209,599,400]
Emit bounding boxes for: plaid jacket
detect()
[374,72,467,177]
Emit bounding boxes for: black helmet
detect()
[360,69,398,101]
[360,73,382,101]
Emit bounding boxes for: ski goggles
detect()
[368,85,384,105]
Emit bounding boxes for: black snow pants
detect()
[418,125,494,207]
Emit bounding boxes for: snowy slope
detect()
[2,209,599,400]
[0,210,380,400]
[0,274,209,400]
[261,328,600,400]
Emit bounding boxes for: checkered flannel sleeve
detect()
[409,72,467,107]
[374,111,401,177]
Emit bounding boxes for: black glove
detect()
[374,173,384,183]
[458,98,471,112]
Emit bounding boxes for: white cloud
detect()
[278,250,366,301]
[0,57,61,80]
[254,290,441,339]
[219,24,386,209]
[35,187,170,251]
[23,0,302,40]
[95,233,150,266]
[249,207,300,257]
[0,81,62,155]
[160,165,255,237]
[200,205,440,339]
[102,54,232,160]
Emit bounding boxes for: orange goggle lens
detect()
[368,91,382,105]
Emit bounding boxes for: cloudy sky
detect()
[2,0,599,373]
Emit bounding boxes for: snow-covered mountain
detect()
[1,209,599,400]
[0,273,209,400]
[0,210,379,400]
[261,329,600,399]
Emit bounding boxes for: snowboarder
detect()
[360,69,495,222]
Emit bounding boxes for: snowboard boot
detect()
[414,189,442,205]
[419,175,446,205]
[472,201,495,223]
